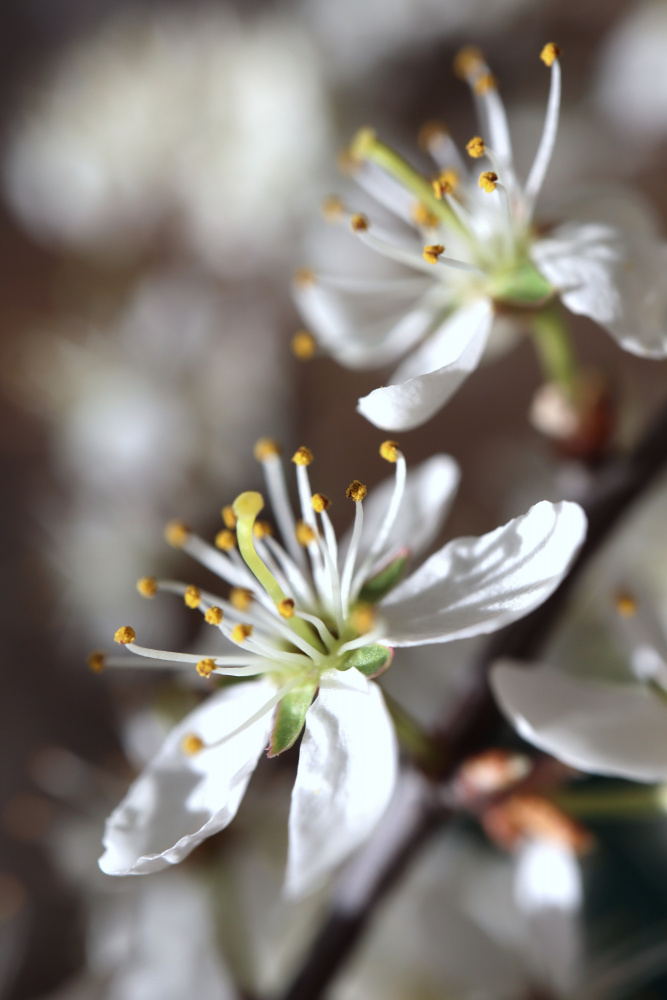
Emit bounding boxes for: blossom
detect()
[98,439,586,896]
[294,45,667,432]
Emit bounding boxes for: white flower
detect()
[98,439,586,896]
[295,44,667,432]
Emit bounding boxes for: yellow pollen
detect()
[411,202,439,228]
[423,243,445,265]
[205,606,223,626]
[184,585,201,609]
[196,658,216,678]
[540,42,562,67]
[337,145,360,175]
[114,625,136,645]
[418,120,448,151]
[479,171,498,193]
[291,330,316,360]
[232,491,265,520]
[350,602,376,635]
[614,590,638,617]
[253,520,273,540]
[231,623,253,643]
[432,168,458,199]
[278,598,296,619]
[379,440,400,463]
[181,733,205,756]
[474,72,497,95]
[254,438,282,462]
[296,520,317,547]
[350,127,377,160]
[453,46,485,80]
[321,195,344,222]
[346,480,368,502]
[311,492,330,513]
[215,529,236,551]
[230,587,253,611]
[466,136,486,159]
[293,267,316,288]
[292,446,314,467]
[221,505,237,529]
[351,213,369,232]
[136,576,157,598]
[87,650,106,674]
[164,520,190,548]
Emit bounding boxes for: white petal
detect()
[491,660,667,782]
[99,680,276,875]
[532,223,667,358]
[356,299,492,431]
[285,668,398,899]
[379,501,587,646]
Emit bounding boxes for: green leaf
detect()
[267,682,317,758]
[358,553,408,604]
[342,644,393,679]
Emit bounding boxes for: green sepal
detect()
[342,644,393,679]
[267,682,317,758]
[490,261,553,306]
[358,552,408,604]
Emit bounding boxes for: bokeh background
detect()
[3,0,667,997]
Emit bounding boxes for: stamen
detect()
[411,203,439,229]
[321,195,344,222]
[278,598,295,619]
[87,651,106,674]
[230,588,253,611]
[136,576,157,598]
[432,169,458,199]
[254,520,273,540]
[231,624,253,643]
[479,171,498,193]
[540,42,562,67]
[311,493,330,512]
[292,446,314,467]
[379,440,399,463]
[256,440,304,568]
[350,213,369,232]
[418,119,448,151]
[524,44,562,215]
[205,606,223,625]
[181,734,205,756]
[293,268,316,288]
[474,73,497,96]
[215,529,236,551]
[341,486,365,616]
[614,590,638,618]
[114,626,136,645]
[352,447,407,596]
[164,520,190,548]
[202,679,299,752]
[291,330,316,360]
[453,46,485,81]
[423,243,445,265]
[296,521,316,547]
[221,506,237,529]
[466,136,486,159]
[346,480,368,502]
[196,658,216,678]
[184,585,201,609]
[254,438,282,461]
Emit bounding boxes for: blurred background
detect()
[3,0,667,997]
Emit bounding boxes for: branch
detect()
[273,398,667,1000]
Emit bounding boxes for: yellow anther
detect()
[337,145,360,175]
[350,602,376,635]
[184,585,201,609]
[351,213,369,232]
[540,42,562,67]
[293,267,316,288]
[205,606,223,626]
[321,195,344,222]
[479,171,498,193]
[291,330,316,360]
[196,658,216,678]
[221,505,237,529]
[253,520,273,540]
[278,598,296,619]
[136,576,157,598]
[474,72,497,96]
[423,243,445,265]
[215,529,237,551]
[181,733,205,756]
[233,491,265,520]
[231,624,253,643]
[466,136,486,159]
[114,625,136,645]
[432,168,459,200]
[418,120,448,151]
[379,440,400,463]
[87,650,106,674]
[350,127,377,160]
[453,46,485,80]
[292,446,314,467]
[296,520,317,547]
[614,590,638,617]
[311,493,330,513]
[230,588,253,611]
[254,438,282,462]
[411,202,439,228]
[346,480,368,502]
[164,520,190,548]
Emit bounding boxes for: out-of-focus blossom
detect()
[3,9,332,276]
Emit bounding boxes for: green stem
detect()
[531,304,579,396]
[552,783,667,820]
[383,692,446,774]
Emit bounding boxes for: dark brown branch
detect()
[273,398,667,1000]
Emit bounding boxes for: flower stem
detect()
[530,303,579,396]
[382,691,446,775]
[552,783,667,820]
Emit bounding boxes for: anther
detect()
[231,624,253,643]
[196,658,216,678]
[278,598,295,619]
[350,602,376,634]
[87,650,106,674]
[254,438,282,462]
[296,520,316,547]
[215,529,237,551]
[432,168,458,199]
[412,203,438,228]
[184,585,201,609]
[337,146,359,175]
[479,171,498,193]
[540,42,562,67]
[418,120,448,151]
[181,734,205,756]
[114,626,136,645]
[311,493,330,513]
[321,195,344,222]
[351,213,369,232]
[474,72,497,96]
[230,588,253,611]
[136,576,157,598]
[232,491,265,520]
[614,590,637,618]
[466,136,486,159]
[346,480,368,502]
[293,267,316,288]
[453,46,485,80]
[291,330,316,360]
[423,243,445,265]
[164,520,190,548]
[292,446,314,467]
[221,505,237,529]
[205,606,223,626]
[253,520,273,540]
[379,440,400,463]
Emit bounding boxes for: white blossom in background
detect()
[295,45,667,431]
[3,8,332,277]
[96,437,585,896]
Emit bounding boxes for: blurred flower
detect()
[3,8,333,277]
